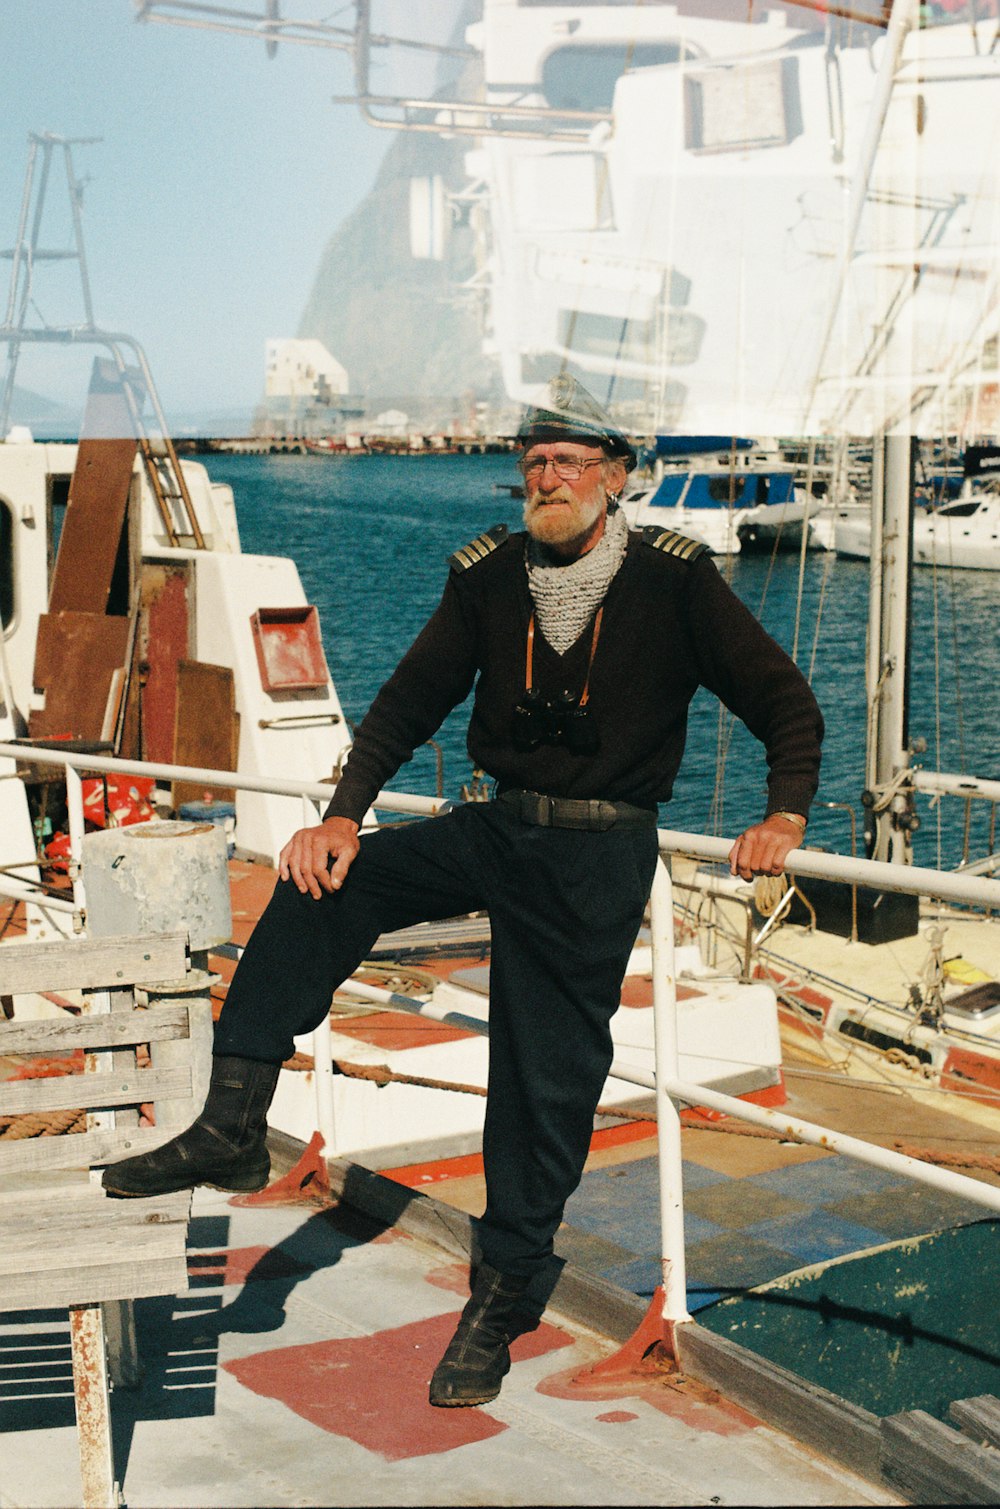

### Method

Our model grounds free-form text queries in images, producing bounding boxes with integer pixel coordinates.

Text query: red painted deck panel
[224,1311,573,1460]
[384,1117,660,1188]
[329,1009,474,1051]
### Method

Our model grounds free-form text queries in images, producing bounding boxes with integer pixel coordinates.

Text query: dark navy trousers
[216,802,658,1279]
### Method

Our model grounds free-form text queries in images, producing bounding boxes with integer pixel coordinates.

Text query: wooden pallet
[0,931,211,1508]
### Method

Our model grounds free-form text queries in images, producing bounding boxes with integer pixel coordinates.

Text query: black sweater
[324,528,824,826]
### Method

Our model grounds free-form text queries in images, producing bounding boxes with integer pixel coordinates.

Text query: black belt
[496,788,656,832]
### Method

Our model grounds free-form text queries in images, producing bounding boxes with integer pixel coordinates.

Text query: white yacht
[620,439,812,556]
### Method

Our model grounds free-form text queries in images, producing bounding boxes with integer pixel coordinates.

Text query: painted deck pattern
[3,865,998,1501]
[389,1068,999,1315]
[0,1183,896,1508]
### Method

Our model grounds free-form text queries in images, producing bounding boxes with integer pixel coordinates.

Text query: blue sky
[3,2,454,425]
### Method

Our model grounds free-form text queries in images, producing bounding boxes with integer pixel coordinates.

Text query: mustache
[525,487,577,510]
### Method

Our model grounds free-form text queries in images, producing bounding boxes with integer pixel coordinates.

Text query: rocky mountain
[297,10,500,416]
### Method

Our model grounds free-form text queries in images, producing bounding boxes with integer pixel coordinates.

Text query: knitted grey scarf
[525,505,629,654]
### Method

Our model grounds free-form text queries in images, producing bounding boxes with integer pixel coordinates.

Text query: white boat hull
[835,494,1000,571]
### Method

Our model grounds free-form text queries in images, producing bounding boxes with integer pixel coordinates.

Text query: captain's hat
[517,374,638,472]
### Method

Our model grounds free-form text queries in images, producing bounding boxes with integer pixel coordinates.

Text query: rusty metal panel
[140,565,190,763]
[68,1303,118,1509]
[28,611,130,741]
[48,442,136,615]
[171,660,238,807]
[116,606,144,760]
[47,358,140,617]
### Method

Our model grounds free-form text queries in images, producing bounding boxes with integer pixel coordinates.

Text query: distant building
[254,338,363,438]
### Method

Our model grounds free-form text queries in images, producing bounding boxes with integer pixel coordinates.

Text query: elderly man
[104,376,823,1408]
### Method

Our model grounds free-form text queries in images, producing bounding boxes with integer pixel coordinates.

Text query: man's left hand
[728,814,804,881]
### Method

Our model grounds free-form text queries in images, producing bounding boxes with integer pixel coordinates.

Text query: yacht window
[707,476,745,503]
[542,43,688,113]
[558,308,704,367]
[47,474,71,592]
[939,500,980,517]
[559,310,654,363]
[0,500,13,629]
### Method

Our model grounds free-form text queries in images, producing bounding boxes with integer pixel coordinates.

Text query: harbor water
[206,452,1000,871]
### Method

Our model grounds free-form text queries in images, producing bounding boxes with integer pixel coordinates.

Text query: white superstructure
[264,337,349,402]
[442,1,1000,441]
[0,435,353,872]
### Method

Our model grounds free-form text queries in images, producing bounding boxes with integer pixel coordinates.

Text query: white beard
[523,489,606,554]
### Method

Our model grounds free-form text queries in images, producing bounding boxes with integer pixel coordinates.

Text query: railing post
[66,762,87,931]
[649,856,691,1331]
[302,795,337,1156]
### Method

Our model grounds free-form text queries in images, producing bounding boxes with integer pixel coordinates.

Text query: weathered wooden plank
[3,1213,189,1253]
[0,1064,191,1118]
[949,1396,1000,1452]
[677,1320,882,1484]
[2,1252,189,1313]
[881,1410,1000,1504]
[2,1191,190,1240]
[48,426,137,617]
[0,1167,92,1200]
[0,1121,189,1176]
[0,1213,189,1273]
[0,1003,191,1055]
[0,933,187,995]
[149,1000,212,1130]
[172,660,237,806]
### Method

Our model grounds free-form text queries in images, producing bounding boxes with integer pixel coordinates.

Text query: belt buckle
[521,791,552,826]
[593,800,617,831]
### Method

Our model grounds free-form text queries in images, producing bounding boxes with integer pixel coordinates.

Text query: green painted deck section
[698,1218,1000,1421]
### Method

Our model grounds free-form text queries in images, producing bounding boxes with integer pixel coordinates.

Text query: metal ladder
[109,344,207,549]
[0,131,206,550]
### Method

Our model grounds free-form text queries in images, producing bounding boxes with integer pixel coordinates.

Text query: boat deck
[387,1041,1000,1306]
[0,1182,896,1509]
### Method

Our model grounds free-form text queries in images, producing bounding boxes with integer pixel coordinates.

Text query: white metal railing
[4,741,1000,1341]
[645,846,1000,1329]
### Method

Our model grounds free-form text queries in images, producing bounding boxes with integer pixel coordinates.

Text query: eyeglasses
[519,453,604,482]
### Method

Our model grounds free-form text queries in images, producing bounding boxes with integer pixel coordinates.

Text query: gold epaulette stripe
[642,526,709,562]
[450,525,508,571]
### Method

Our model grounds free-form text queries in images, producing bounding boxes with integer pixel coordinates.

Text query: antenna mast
[0,132,101,435]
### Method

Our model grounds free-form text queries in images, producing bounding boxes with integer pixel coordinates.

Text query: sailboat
[835,444,1000,570]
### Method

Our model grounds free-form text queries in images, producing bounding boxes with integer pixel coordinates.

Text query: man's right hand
[278,817,360,899]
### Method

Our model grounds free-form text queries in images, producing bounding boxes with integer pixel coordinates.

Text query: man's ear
[604,459,628,496]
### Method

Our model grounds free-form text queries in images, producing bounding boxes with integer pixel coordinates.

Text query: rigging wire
[806,546,834,685]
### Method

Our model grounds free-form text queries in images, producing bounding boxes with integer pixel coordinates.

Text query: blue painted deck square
[740,1208,887,1267]
[751,1157,907,1205]
[599,1257,661,1298]
[566,1164,723,1256]
[683,1232,801,1295]
[596,1259,725,1314]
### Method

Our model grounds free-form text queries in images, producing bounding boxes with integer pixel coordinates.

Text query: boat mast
[865,433,916,865]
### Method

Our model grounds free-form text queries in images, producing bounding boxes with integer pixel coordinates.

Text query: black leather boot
[429,1262,531,1407]
[101,1055,280,1197]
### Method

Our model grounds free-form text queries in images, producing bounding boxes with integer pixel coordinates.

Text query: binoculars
[511,688,600,755]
